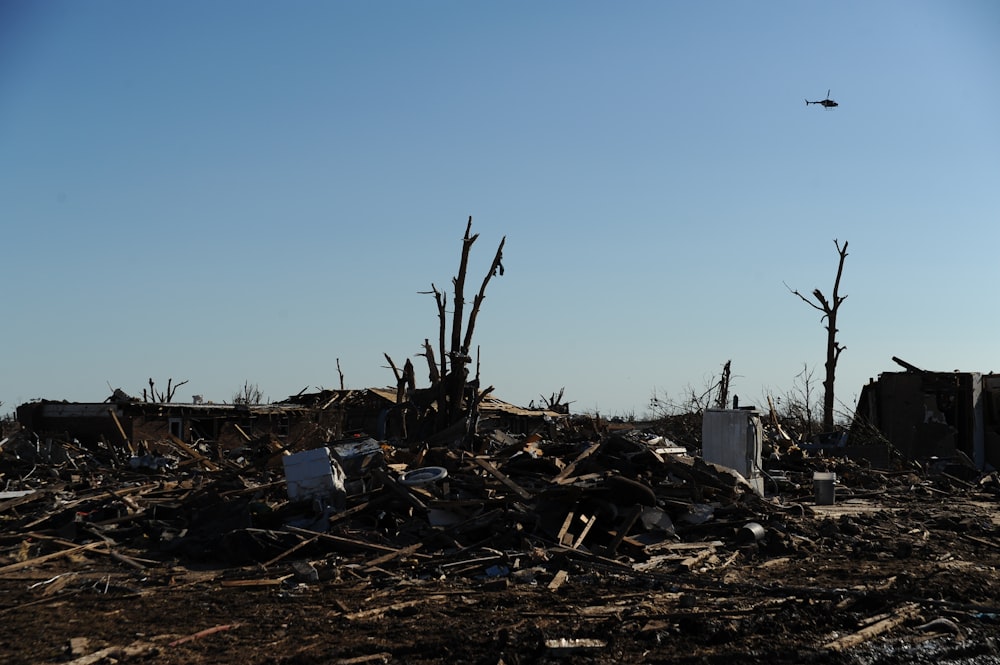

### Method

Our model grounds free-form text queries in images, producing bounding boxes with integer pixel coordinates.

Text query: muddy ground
[2,430,1000,664]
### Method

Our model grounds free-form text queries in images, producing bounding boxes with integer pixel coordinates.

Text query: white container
[702,409,764,496]
[282,446,346,503]
[813,472,836,505]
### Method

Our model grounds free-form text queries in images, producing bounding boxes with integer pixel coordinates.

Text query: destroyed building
[13,387,565,457]
[850,357,1000,470]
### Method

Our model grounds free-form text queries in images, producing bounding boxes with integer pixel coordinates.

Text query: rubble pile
[2,419,1000,664]
[0,425,773,571]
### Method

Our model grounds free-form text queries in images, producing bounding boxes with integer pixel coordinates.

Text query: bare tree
[788,239,849,431]
[648,360,733,417]
[232,381,264,405]
[714,360,732,409]
[538,387,573,414]
[385,217,505,443]
[776,362,820,438]
[146,377,189,403]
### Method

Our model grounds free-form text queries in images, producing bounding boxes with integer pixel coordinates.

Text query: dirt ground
[3,485,1000,664]
[3,426,1000,664]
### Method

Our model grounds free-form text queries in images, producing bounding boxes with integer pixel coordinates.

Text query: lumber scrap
[0,542,107,576]
[469,457,532,500]
[548,569,569,591]
[220,576,293,588]
[572,514,598,549]
[107,408,135,454]
[0,490,48,514]
[344,595,448,621]
[63,640,158,665]
[557,511,576,546]
[168,433,220,471]
[552,442,602,484]
[263,532,322,567]
[284,526,432,559]
[822,603,920,651]
[363,542,423,572]
[371,467,428,513]
[169,623,242,647]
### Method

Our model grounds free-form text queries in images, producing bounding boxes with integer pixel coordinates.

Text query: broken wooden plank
[363,542,423,572]
[0,490,48,514]
[334,654,392,665]
[680,548,719,571]
[548,569,569,591]
[104,487,140,513]
[107,408,135,454]
[555,473,604,486]
[167,433,219,471]
[343,595,448,621]
[557,511,576,546]
[25,533,159,568]
[107,550,149,571]
[470,457,532,500]
[572,514,598,549]
[822,603,920,651]
[168,623,241,647]
[63,640,157,665]
[371,467,428,512]
[263,533,322,567]
[0,542,106,576]
[284,526,432,559]
[219,576,293,588]
[644,540,725,553]
[552,442,602,484]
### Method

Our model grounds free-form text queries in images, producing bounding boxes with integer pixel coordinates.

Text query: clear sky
[3,1,999,420]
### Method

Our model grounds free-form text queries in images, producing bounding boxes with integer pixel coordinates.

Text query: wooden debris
[552,442,602,484]
[344,595,448,621]
[169,623,242,647]
[63,640,158,665]
[363,543,423,572]
[547,569,569,591]
[469,457,532,500]
[334,654,392,665]
[167,433,220,471]
[572,514,598,549]
[822,603,920,651]
[0,542,107,576]
[219,576,294,588]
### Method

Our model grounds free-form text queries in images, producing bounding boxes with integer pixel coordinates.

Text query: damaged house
[851,356,1000,470]
[14,387,565,459]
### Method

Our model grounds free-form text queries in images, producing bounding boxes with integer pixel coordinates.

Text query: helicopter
[806,90,838,108]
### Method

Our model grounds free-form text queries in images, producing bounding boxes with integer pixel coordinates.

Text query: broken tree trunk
[391,218,505,444]
[789,239,848,432]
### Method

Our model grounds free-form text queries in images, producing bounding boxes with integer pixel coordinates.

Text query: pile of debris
[4,414,1000,664]
[0,420,778,572]
[0,412,978,578]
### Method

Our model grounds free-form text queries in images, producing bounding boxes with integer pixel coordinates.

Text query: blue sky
[2,1,998,419]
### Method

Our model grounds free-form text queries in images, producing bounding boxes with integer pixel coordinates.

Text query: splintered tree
[788,239,849,432]
[232,381,264,405]
[145,377,189,403]
[384,217,505,444]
